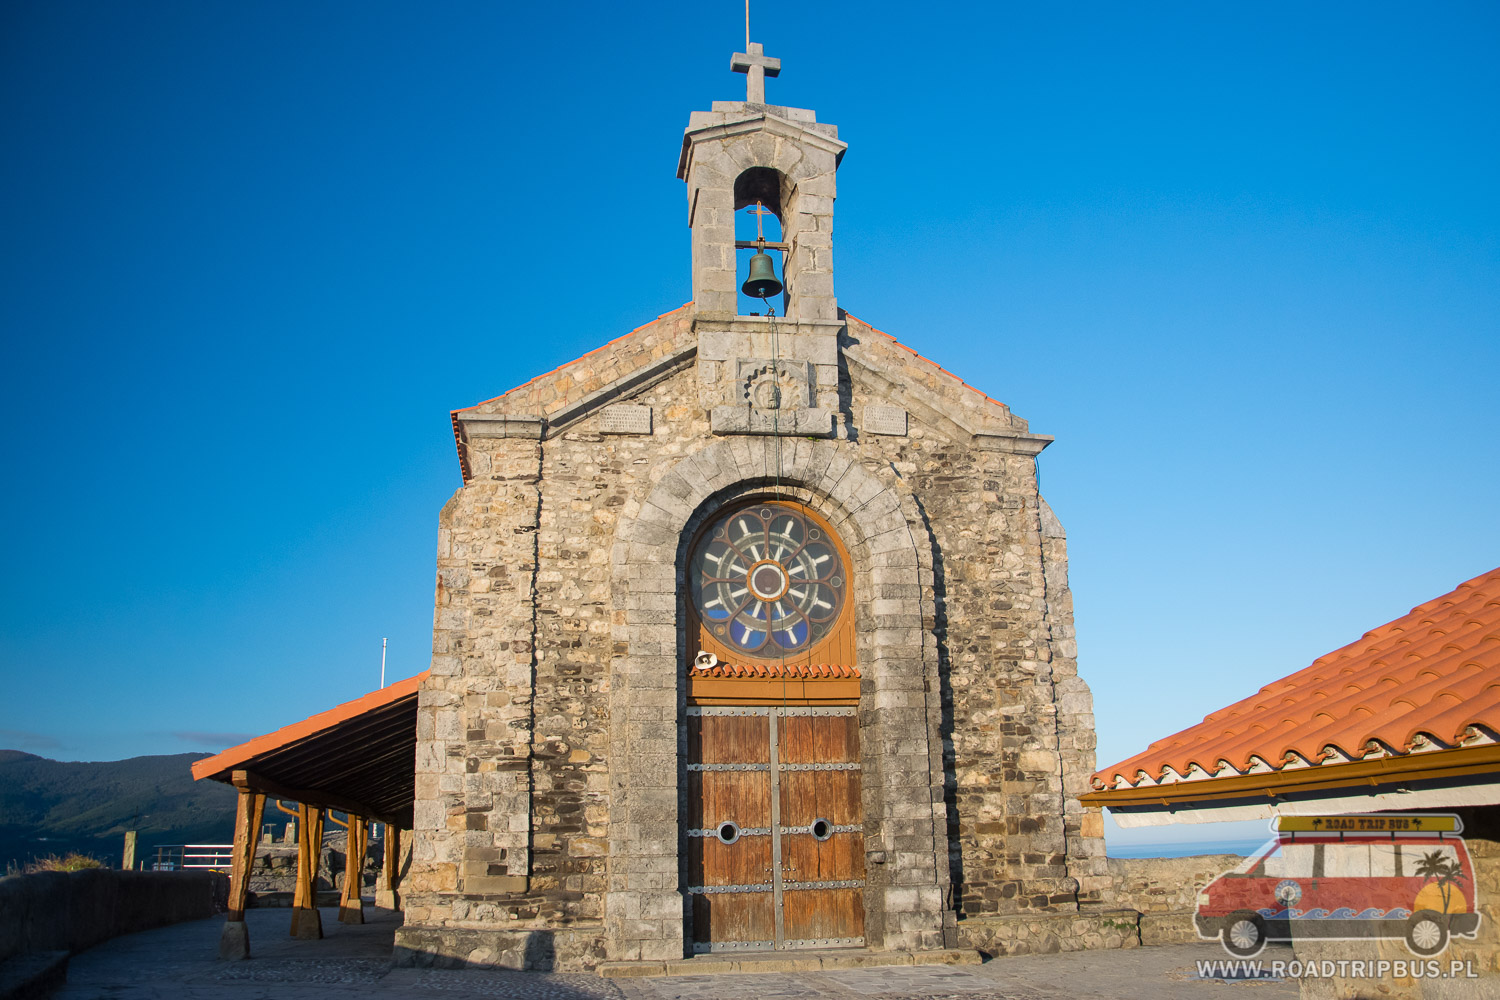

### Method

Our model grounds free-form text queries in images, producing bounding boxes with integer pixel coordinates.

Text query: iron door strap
[780,823,861,836]
[784,937,867,950]
[775,706,857,716]
[693,940,776,953]
[782,879,865,891]
[686,827,771,838]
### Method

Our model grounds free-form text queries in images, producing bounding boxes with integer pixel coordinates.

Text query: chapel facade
[394,40,1109,970]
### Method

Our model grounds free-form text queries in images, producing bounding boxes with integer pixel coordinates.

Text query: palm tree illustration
[1415,851,1466,913]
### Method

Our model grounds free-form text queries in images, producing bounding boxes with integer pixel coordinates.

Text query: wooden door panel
[782,887,865,945]
[777,713,858,763]
[777,771,861,825]
[692,891,776,949]
[781,830,865,883]
[776,709,864,945]
[691,714,772,763]
[692,772,772,832]
[686,710,776,952]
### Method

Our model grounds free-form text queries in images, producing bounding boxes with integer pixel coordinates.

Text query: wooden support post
[219,774,265,960]
[289,803,308,934]
[376,826,403,910]
[338,815,365,924]
[121,830,137,871]
[290,803,324,940]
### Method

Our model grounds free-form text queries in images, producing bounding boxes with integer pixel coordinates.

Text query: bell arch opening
[733,166,784,216]
[733,168,787,316]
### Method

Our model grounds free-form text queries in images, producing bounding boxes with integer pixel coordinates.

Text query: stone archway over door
[608,437,952,964]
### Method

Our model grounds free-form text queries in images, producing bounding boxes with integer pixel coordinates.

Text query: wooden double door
[685,705,865,953]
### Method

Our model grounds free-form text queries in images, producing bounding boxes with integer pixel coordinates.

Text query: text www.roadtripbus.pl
[1197,959,1481,981]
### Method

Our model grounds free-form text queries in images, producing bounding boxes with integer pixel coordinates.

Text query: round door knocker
[716,821,741,845]
[811,817,833,842]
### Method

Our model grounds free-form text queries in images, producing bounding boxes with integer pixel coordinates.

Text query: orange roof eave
[191,670,429,783]
[1082,743,1500,809]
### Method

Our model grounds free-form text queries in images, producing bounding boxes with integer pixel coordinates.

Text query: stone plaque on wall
[600,404,652,435]
[864,404,908,436]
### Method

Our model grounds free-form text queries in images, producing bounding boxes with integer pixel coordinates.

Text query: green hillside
[0,750,237,870]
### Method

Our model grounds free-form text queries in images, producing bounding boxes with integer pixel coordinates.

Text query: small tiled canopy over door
[684,501,864,953]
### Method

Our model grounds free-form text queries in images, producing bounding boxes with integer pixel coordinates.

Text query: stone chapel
[394,37,1110,970]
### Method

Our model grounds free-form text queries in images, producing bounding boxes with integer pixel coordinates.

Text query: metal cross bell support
[740,201,784,305]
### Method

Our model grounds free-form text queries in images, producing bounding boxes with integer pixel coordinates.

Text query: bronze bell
[742,251,783,299]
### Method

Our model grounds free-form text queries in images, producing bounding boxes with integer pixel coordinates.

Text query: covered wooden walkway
[191,672,426,959]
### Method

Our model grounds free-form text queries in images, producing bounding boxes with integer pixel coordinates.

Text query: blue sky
[2,2,1496,850]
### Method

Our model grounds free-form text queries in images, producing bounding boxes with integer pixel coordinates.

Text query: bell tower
[678,35,847,437]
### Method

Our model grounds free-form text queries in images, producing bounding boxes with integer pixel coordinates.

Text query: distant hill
[0,750,237,871]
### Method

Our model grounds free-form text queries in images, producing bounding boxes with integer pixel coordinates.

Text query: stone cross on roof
[731,41,780,105]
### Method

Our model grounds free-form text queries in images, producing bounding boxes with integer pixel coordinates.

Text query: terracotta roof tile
[695,663,860,679]
[1093,567,1500,790]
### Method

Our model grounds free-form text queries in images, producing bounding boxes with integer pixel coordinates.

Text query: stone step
[597,947,982,978]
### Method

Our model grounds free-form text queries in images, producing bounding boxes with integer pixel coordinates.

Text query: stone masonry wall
[841,317,1109,917]
[400,322,713,969]
[402,433,546,945]
[1109,854,1243,945]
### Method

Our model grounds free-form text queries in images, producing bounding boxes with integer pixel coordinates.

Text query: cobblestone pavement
[53,908,1299,1000]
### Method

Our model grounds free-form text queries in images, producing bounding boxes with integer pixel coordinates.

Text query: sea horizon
[1104,837,1271,860]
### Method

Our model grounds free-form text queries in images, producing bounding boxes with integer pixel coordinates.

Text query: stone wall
[842,318,1109,918]
[0,869,226,964]
[1109,854,1242,946]
[401,320,713,970]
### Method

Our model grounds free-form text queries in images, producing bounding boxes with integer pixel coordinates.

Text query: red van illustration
[1194,814,1481,958]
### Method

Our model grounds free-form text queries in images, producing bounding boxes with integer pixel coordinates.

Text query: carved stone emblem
[741,361,808,412]
[710,358,832,437]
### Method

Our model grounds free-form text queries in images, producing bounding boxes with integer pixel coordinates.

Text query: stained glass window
[691,503,846,658]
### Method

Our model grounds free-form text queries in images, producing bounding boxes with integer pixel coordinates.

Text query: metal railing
[145,844,234,871]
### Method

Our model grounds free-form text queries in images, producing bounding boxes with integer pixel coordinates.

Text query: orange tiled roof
[696,663,860,679]
[1092,567,1500,792]
[190,672,429,826]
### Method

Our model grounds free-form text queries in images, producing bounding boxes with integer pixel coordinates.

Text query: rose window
[691,504,846,657]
